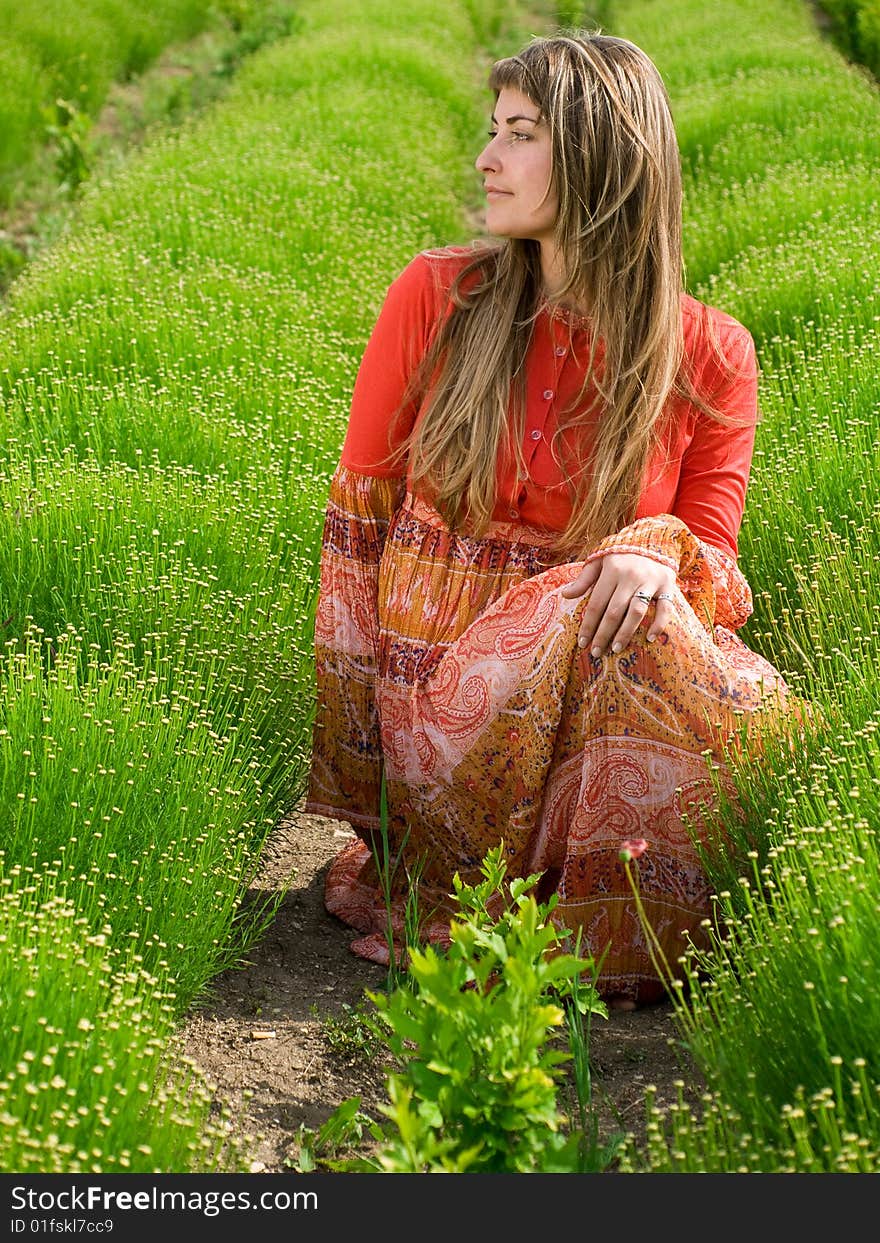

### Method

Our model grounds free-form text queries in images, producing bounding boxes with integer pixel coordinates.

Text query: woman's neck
[540,241,591,318]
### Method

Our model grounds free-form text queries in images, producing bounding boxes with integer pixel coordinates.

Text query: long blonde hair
[400,32,736,553]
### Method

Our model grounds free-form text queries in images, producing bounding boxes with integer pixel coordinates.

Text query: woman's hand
[559,552,677,657]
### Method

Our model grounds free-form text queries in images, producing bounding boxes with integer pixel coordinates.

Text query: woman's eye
[486,128,531,142]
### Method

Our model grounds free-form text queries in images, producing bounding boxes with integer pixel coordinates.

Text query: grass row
[0,0,519,1172]
[607,0,880,1172]
[0,0,231,206]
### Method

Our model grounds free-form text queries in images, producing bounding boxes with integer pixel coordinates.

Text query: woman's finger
[576,579,615,649]
[591,587,653,655]
[560,560,600,600]
[646,593,676,642]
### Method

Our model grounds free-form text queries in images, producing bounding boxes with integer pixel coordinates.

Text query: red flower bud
[619,838,648,863]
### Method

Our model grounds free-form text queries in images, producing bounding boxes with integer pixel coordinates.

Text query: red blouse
[339,246,758,560]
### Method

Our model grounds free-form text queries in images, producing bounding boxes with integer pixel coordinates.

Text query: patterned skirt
[306,469,796,1003]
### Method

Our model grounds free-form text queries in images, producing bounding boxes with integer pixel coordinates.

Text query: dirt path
[180,809,701,1173]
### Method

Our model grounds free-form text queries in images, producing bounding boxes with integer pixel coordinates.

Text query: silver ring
[633,591,653,604]
[655,592,675,601]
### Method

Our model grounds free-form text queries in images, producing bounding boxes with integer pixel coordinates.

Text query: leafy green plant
[316,1001,385,1060]
[338,844,610,1172]
[41,96,93,194]
[286,1098,383,1173]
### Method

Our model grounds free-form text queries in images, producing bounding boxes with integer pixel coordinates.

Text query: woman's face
[475,86,558,246]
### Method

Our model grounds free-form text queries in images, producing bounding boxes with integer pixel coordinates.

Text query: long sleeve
[305,466,405,830]
[671,317,758,561]
[587,316,759,632]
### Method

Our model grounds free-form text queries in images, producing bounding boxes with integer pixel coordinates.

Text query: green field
[1,0,878,1173]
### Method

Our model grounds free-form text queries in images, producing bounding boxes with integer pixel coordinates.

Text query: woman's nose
[475,139,498,173]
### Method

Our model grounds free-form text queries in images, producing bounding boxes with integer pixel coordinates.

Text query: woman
[305,32,794,1006]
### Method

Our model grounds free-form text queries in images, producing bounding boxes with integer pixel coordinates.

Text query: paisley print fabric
[305,466,795,1002]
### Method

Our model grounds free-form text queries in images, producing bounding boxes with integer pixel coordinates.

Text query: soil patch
[180,809,703,1173]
